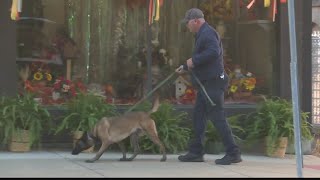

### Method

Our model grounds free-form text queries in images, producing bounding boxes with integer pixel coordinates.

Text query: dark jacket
[183,22,224,85]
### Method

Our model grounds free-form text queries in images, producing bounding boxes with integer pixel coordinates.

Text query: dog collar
[88,132,100,142]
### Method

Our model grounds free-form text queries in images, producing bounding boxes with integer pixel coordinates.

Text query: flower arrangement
[53,77,87,100]
[33,71,52,82]
[30,62,53,83]
[18,64,53,103]
[200,0,233,22]
[227,65,257,97]
[178,87,196,104]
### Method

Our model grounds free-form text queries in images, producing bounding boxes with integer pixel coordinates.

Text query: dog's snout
[71,150,80,155]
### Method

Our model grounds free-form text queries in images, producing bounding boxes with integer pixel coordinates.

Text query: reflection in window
[16,0,271,106]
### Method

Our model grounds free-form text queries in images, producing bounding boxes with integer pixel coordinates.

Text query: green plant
[205,114,246,143]
[137,102,192,154]
[0,96,8,143]
[1,93,51,147]
[205,123,221,143]
[55,93,118,134]
[130,101,152,112]
[244,96,313,155]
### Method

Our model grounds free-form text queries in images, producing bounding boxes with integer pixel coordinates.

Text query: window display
[16,0,273,106]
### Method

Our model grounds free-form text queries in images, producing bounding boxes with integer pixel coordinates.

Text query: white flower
[159,49,166,54]
[246,72,253,77]
[62,84,70,92]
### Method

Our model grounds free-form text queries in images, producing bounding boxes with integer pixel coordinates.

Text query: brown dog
[71,95,166,163]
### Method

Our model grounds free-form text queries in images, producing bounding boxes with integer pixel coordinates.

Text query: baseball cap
[180,8,204,24]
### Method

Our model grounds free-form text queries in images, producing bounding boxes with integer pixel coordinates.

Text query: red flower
[52,76,87,99]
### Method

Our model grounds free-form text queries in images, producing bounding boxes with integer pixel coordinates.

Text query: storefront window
[16,0,274,106]
[312,0,320,124]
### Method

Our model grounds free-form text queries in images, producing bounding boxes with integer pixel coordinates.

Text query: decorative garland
[242,0,287,22]
[10,0,22,21]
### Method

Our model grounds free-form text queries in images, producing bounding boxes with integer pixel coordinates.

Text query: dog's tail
[148,93,160,114]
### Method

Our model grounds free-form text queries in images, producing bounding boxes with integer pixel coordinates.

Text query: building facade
[0,0,315,126]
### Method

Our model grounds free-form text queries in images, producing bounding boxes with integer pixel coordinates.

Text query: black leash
[125,72,177,113]
[125,68,216,113]
[190,71,216,106]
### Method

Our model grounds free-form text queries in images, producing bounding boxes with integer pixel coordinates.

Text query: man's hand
[186,58,194,69]
[175,65,187,75]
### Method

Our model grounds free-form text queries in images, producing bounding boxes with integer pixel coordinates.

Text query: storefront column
[0,0,18,97]
[296,0,312,120]
[278,1,312,121]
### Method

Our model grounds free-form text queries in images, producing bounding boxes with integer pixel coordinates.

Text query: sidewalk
[0,151,319,178]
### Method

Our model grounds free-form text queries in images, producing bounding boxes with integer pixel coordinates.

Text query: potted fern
[205,123,223,154]
[0,97,7,149]
[244,96,313,158]
[1,93,51,152]
[128,101,191,154]
[205,114,245,154]
[55,93,118,152]
[285,113,313,154]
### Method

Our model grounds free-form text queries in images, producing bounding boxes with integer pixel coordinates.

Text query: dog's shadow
[74,154,171,164]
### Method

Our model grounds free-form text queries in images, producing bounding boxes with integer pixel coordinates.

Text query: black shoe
[215,153,242,165]
[178,152,204,162]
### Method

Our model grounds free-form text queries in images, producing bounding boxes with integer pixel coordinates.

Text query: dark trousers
[188,77,240,155]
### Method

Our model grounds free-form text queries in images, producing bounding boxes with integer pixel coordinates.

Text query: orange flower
[246,78,256,85]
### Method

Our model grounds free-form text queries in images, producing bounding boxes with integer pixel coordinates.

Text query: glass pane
[16,0,273,106]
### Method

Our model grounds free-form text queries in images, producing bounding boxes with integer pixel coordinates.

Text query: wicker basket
[73,131,94,153]
[9,129,31,152]
[265,137,288,158]
[312,138,320,157]
[8,142,31,152]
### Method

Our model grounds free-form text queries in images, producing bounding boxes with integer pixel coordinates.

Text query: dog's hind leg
[126,130,142,161]
[144,121,167,162]
[86,142,111,163]
[117,141,128,161]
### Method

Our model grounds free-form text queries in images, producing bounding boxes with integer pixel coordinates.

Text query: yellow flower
[246,85,255,91]
[239,79,245,85]
[230,85,238,93]
[33,72,43,81]
[243,78,256,91]
[45,73,52,81]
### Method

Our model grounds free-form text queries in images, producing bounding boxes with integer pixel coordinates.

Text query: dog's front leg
[86,142,110,163]
[117,142,128,161]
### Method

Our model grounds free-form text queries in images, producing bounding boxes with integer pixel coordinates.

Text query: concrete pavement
[0,151,319,178]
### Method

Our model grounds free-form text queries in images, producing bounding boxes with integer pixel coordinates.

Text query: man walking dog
[176,8,242,165]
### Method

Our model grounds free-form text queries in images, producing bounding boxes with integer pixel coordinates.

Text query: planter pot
[73,131,94,153]
[205,141,224,154]
[8,129,31,152]
[265,137,288,158]
[313,138,320,156]
[233,91,252,100]
[286,138,313,155]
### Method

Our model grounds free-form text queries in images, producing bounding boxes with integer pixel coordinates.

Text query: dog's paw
[119,158,132,161]
[160,157,167,162]
[85,159,95,163]
[119,158,128,161]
